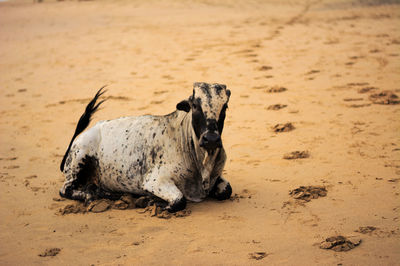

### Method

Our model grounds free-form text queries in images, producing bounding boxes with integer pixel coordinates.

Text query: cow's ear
[176,99,191,112]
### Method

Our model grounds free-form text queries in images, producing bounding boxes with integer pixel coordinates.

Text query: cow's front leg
[209,176,232,200]
[143,176,186,213]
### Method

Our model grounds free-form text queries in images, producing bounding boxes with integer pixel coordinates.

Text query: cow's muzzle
[199,131,222,151]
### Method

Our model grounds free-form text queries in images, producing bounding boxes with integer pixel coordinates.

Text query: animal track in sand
[0,157,17,161]
[252,85,287,93]
[248,252,268,260]
[355,226,377,234]
[358,86,378,93]
[283,151,310,160]
[348,82,369,87]
[305,70,320,75]
[347,103,371,108]
[369,90,400,105]
[230,189,253,202]
[289,186,327,202]
[355,226,399,237]
[272,123,295,133]
[267,86,287,93]
[38,248,61,257]
[3,165,19,169]
[232,49,254,54]
[266,104,287,110]
[343,98,363,102]
[258,65,273,71]
[319,236,361,252]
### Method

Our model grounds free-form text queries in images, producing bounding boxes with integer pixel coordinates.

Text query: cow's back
[94,112,185,193]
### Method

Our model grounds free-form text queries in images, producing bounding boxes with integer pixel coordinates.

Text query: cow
[59,82,232,212]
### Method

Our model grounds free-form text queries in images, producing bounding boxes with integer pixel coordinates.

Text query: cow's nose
[200,133,222,149]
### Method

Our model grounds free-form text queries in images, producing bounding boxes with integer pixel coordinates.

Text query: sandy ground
[1,0,400,265]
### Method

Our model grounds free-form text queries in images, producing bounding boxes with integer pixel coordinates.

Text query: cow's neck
[178,110,218,192]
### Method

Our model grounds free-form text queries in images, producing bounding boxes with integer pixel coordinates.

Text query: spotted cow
[59,82,232,212]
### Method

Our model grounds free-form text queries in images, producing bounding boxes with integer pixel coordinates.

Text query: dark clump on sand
[267,104,287,110]
[39,248,61,257]
[283,150,310,159]
[289,186,327,201]
[272,123,295,132]
[248,252,268,260]
[267,86,287,93]
[369,90,400,105]
[320,236,361,252]
[358,86,378,93]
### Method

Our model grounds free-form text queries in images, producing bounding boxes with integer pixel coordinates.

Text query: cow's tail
[60,87,107,172]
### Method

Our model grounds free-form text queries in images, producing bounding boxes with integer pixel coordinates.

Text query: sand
[0,0,399,264]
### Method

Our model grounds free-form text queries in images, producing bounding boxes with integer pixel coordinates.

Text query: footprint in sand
[289,186,327,202]
[252,86,287,93]
[258,65,273,71]
[230,189,253,202]
[355,226,399,237]
[266,104,287,110]
[319,236,361,252]
[248,252,268,260]
[0,157,17,161]
[305,70,320,75]
[3,165,19,169]
[266,86,287,93]
[38,248,61,257]
[348,82,369,87]
[283,151,310,160]
[369,90,400,105]
[355,226,377,234]
[343,97,364,102]
[233,49,254,54]
[369,49,380,53]
[272,123,295,133]
[347,103,371,108]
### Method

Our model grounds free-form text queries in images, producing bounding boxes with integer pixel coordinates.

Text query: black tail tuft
[60,87,107,172]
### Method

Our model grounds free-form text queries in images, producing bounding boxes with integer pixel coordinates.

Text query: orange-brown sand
[1,0,399,264]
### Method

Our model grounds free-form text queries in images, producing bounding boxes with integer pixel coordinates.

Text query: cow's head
[177,82,231,152]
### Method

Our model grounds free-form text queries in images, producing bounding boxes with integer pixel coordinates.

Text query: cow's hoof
[167,197,186,213]
[210,182,232,201]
